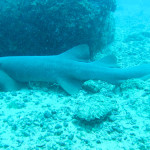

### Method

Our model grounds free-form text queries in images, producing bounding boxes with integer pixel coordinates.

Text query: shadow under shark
[0,44,150,94]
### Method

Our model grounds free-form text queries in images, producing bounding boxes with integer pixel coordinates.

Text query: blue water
[0,0,150,149]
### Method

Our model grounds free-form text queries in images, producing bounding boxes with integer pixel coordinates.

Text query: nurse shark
[0,44,149,94]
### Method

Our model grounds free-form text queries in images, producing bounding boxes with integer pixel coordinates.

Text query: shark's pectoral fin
[0,70,25,91]
[57,77,83,95]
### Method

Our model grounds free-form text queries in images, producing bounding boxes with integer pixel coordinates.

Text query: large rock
[0,0,116,57]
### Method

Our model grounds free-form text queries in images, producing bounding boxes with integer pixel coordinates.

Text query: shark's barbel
[0,45,150,94]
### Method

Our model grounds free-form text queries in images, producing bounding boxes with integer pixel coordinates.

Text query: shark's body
[0,45,150,94]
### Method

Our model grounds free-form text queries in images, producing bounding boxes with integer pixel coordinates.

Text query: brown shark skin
[0,45,150,94]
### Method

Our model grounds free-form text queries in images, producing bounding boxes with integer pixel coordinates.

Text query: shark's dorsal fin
[94,55,119,68]
[59,44,90,62]
[99,55,117,64]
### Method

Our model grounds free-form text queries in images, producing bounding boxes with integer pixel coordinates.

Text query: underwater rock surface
[0,0,116,57]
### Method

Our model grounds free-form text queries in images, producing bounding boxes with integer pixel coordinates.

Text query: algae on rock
[0,0,116,58]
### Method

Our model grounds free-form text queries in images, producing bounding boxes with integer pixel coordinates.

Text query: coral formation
[0,0,116,57]
[73,94,117,124]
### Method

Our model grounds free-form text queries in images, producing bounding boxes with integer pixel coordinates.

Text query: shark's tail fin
[92,55,150,85]
[123,64,150,80]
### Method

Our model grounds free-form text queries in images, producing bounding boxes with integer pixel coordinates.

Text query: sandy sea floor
[0,6,150,150]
